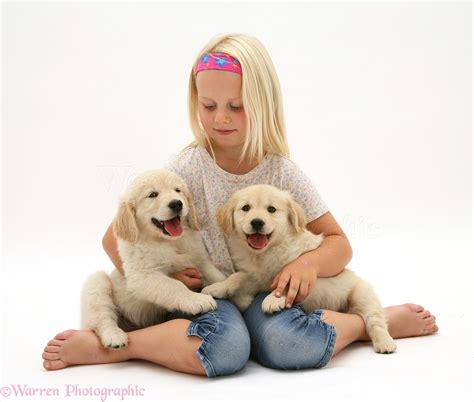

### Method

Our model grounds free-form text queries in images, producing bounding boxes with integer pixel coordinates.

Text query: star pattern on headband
[195,52,242,75]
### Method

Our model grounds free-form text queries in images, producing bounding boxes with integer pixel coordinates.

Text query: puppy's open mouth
[246,233,272,249]
[151,216,183,237]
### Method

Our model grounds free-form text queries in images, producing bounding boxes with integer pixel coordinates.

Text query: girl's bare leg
[42,319,206,376]
[43,304,438,371]
[322,303,438,356]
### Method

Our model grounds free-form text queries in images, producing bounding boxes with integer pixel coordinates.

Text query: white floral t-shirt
[163,146,329,277]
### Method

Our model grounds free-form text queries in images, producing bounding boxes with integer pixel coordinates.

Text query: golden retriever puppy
[202,184,396,354]
[81,170,226,349]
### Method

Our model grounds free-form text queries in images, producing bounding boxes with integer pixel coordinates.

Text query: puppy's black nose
[168,200,183,212]
[251,218,265,231]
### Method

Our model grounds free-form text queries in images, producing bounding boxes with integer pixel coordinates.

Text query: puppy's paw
[231,294,254,312]
[99,327,129,349]
[201,282,231,299]
[261,293,286,314]
[179,293,217,315]
[372,335,397,354]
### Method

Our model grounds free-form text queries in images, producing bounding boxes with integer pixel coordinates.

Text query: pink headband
[195,52,242,75]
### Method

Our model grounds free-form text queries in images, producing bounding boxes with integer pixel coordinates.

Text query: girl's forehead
[195,70,242,97]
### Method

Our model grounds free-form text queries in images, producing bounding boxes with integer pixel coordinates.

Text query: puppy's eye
[242,204,251,212]
[175,188,181,193]
[267,206,277,213]
[148,191,158,198]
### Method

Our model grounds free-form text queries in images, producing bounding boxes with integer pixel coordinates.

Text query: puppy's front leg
[230,292,256,312]
[201,272,249,299]
[192,244,227,286]
[261,289,287,314]
[126,271,217,315]
[198,260,227,287]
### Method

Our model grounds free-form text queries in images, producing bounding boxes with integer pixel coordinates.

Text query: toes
[42,352,60,360]
[43,359,67,371]
[47,339,63,347]
[55,329,76,340]
[405,303,424,313]
[420,310,431,318]
[44,346,60,353]
[424,316,436,325]
[423,324,439,335]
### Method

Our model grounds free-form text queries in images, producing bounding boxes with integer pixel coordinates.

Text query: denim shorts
[166,292,337,377]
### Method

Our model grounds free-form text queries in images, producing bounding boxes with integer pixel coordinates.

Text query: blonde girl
[42,33,438,377]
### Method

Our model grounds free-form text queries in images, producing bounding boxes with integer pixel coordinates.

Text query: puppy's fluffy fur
[202,184,396,354]
[81,170,226,349]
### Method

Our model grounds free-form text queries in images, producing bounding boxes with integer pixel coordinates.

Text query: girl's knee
[247,306,337,370]
[187,300,251,377]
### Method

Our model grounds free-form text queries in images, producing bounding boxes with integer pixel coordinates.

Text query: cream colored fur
[81,170,226,349]
[202,184,396,354]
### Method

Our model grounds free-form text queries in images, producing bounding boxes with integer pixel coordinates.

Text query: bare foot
[42,329,131,370]
[384,303,438,339]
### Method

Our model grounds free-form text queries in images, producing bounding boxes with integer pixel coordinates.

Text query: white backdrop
[1,2,472,401]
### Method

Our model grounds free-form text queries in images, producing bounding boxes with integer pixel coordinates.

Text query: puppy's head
[216,184,307,253]
[113,170,199,243]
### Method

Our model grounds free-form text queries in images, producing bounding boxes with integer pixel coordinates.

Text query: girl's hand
[170,267,202,291]
[270,256,319,308]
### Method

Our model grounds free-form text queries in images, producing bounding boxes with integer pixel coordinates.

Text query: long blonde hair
[185,33,290,165]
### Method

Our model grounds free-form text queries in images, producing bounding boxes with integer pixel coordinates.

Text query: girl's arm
[102,222,125,275]
[301,211,353,277]
[102,222,203,290]
[271,211,353,307]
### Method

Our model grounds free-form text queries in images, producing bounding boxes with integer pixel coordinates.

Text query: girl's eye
[148,191,158,198]
[267,206,277,213]
[242,204,251,212]
[175,188,181,193]
[203,105,242,111]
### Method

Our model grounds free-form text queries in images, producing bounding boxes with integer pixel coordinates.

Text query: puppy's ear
[182,186,200,230]
[287,197,307,233]
[216,196,236,236]
[113,200,139,243]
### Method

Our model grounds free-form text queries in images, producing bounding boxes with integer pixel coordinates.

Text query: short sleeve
[162,148,195,189]
[279,158,329,222]
[162,152,185,178]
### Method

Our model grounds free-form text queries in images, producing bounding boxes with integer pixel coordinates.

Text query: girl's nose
[215,111,231,125]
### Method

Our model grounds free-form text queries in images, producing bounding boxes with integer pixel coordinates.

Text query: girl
[42,33,438,377]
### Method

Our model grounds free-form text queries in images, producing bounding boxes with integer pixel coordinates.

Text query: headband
[195,52,242,75]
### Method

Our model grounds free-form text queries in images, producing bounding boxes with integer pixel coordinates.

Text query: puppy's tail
[80,271,118,330]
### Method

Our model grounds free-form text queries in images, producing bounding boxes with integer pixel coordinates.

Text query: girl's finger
[308,277,317,294]
[285,279,301,308]
[186,277,202,290]
[271,273,281,289]
[295,282,310,303]
[184,268,202,278]
[275,272,291,297]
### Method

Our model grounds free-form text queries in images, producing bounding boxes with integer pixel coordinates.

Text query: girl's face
[195,70,247,152]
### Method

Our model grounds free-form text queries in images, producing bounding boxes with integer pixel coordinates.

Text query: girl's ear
[113,200,139,243]
[183,185,200,230]
[216,196,237,236]
[287,197,307,233]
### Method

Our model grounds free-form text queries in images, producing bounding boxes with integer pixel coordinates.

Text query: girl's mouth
[215,129,235,135]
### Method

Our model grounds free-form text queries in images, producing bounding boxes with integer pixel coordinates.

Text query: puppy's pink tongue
[164,217,183,237]
[247,233,268,249]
